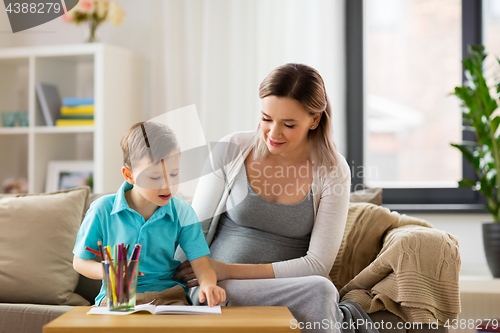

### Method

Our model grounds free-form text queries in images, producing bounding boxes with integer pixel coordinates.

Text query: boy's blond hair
[120,121,179,170]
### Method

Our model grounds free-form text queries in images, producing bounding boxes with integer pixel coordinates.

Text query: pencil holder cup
[102,259,140,311]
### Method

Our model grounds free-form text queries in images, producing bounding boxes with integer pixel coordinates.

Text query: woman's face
[260,96,320,158]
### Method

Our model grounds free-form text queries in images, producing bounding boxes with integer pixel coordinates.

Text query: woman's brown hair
[255,63,338,173]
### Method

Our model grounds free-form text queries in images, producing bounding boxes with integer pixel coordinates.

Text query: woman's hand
[174,258,228,287]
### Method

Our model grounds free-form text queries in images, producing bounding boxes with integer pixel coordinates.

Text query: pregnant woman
[174,63,351,333]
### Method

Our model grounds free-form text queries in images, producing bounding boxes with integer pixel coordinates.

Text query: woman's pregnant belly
[208,213,310,264]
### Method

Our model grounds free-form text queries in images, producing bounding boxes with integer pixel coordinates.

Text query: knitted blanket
[329,203,461,324]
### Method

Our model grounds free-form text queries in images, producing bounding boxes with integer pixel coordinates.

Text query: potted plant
[450,44,500,277]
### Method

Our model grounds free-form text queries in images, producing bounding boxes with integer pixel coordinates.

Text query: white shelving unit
[0,43,144,193]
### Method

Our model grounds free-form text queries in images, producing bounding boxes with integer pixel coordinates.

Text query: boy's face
[125,150,180,207]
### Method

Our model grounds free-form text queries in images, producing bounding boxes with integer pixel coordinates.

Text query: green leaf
[450,143,481,170]
[479,174,495,200]
[469,44,485,56]
[491,115,500,134]
[463,58,474,73]
[458,179,477,188]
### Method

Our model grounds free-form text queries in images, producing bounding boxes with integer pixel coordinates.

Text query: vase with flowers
[63,0,125,43]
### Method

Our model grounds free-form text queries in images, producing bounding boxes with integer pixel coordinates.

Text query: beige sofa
[0,187,459,333]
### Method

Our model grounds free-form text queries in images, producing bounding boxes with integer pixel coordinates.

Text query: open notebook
[87,303,222,315]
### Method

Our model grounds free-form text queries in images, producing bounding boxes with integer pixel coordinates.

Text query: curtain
[149,0,346,154]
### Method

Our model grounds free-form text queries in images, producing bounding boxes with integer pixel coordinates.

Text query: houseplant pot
[451,45,500,277]
[483,223,500,277]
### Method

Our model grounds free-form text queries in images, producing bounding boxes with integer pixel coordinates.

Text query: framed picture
[46,161,93,193]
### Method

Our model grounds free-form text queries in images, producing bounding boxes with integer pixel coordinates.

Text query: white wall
[153,0,346,151]
[411,213,493,276]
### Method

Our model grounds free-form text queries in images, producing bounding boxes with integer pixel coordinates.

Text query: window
[366,0,462,188]
[484,0,500,56]
[346,0,487,211]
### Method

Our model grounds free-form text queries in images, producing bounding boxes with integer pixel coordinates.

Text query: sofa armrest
[340,225,461,325]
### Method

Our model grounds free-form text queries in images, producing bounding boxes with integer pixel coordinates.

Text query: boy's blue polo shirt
[73,181,210,306]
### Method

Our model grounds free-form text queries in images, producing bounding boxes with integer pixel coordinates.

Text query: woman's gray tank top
[208,162,314,264]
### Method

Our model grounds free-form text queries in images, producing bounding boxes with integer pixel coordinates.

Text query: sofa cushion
[349,187,382,206]
[0,187,90,306]
[85,192,109,213]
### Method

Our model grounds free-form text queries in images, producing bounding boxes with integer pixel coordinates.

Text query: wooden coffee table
[43,306,296,333]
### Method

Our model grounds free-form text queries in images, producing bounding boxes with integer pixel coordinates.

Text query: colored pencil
[103,262,113,307]
[104,246,117,304]
[128,244,142,286]
[109,260,118,305]
[97,241,105,259]
[116,245,122,303]
[123,245,129,302]
[85,247,101,257]
[104,247,117,277]
[114,245,118,269]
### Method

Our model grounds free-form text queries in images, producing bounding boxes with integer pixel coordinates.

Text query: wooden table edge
[43,305,297,333]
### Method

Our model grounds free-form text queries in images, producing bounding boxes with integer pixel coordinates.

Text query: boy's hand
[198,284,226,307]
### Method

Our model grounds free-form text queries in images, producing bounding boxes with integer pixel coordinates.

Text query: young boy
[73,121,225,307]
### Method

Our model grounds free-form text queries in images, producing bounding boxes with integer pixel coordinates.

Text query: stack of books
[56,98,94,126]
